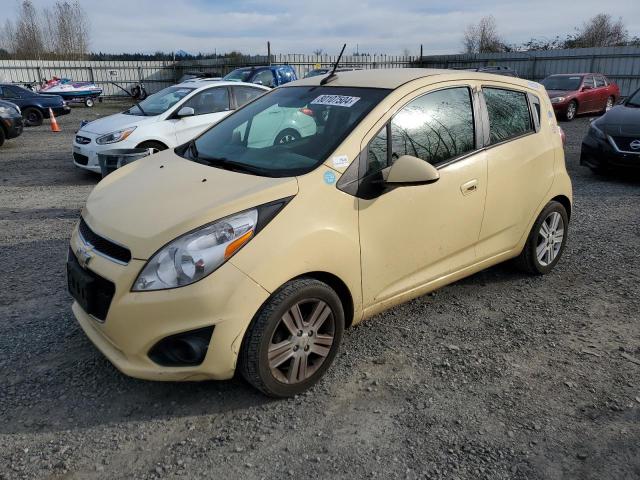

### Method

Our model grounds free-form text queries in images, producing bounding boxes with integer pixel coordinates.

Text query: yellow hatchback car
[67,69,572,397]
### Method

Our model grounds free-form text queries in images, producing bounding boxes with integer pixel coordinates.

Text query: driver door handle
[461,179,478,196]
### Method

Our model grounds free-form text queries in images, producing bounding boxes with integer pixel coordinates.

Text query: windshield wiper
[197,155,267,176]
[188,139,199,159]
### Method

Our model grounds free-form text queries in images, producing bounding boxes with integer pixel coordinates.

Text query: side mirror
[386,155,440,185]
[176,106,195,118]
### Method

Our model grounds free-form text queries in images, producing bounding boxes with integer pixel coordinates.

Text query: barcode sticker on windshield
[311,95,360,107]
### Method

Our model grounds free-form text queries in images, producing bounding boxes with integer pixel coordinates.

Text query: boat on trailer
[39,77,102,107]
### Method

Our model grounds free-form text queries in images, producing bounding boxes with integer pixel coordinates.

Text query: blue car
[223,65,297,88]
[0,83,70,126]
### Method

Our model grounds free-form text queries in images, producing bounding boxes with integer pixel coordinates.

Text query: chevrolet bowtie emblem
[76,245,93,269]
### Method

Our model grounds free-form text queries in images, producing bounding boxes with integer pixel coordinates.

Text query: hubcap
[536,212,564,266]
[567,103,576,119]
[278,134,297,144]
[268,299,335,384]
[606,98,613,111]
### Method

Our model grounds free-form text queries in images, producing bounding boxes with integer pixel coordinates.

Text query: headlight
[551,97,565,104]
[0,105,19,116]
[589,122,606,140]
[96,127,136,145]
[133,209,259,291]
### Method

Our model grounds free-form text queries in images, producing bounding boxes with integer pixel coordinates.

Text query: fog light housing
[148,326,214,367]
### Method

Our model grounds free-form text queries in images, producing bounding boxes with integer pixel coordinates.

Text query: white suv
[72,80,269,173]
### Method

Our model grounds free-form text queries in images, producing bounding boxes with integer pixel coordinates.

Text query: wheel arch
[291,271,355,329]
[135,139,169,150]
[551,194,571,219]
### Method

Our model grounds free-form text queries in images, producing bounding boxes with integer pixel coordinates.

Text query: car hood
[81,150,298,259]
[546,90,575,98]
[596,105,640,135]
[80,112,157,135]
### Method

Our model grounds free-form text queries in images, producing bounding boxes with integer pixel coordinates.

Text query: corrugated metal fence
[417,46,640,96]
[1,46,639,97]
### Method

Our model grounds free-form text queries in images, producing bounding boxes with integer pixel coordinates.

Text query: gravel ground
[1,102,639,480]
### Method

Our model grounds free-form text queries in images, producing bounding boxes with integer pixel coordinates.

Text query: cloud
[2,0,639,54]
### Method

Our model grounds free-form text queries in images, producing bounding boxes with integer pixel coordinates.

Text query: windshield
[180,86,390,177]
[305,69,329,78]
[223,69,253,82]
[124,86,195,116]
[626,89,640,107]
[542,76,583,91]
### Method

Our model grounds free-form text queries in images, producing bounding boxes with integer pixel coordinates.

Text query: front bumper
[68,226,270,381]
[2,115,23,139]
[72,135,139,173]
[580,133,640,170]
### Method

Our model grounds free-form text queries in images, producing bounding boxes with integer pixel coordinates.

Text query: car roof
[286,68,537,90]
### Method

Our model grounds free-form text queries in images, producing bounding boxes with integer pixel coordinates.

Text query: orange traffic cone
[48,108,61,132]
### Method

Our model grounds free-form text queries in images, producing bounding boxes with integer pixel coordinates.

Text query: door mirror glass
[386,155,439,185]
[176,106,195,118]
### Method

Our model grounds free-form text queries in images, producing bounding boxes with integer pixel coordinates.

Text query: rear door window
[233,86,265,108]
[594,75,606,88]
[483,87,533,144]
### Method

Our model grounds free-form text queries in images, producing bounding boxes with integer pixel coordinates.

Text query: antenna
[320,43,346,85]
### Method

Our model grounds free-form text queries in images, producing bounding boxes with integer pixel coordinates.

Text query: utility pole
[267,41,271,65]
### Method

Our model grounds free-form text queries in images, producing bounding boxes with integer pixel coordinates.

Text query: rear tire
[23,107,43,127]
[515,201,569,275]
[136,141,167,154]
[239,278,345,397]
[84,98,95,108]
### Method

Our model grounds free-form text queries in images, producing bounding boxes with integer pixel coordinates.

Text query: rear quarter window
[483,87,533,144]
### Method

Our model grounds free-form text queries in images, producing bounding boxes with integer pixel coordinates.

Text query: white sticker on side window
[311,95,360,107]
[332,155,349,168]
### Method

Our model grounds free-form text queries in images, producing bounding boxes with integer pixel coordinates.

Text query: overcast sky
[2,0,639,55]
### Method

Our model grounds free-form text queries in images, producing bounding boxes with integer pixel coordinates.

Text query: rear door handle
[461,179,478,196]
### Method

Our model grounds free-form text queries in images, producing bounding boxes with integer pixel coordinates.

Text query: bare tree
[566,13,627,48]
[313,49,323,56]
[12,0,45,59]
[463,16,504,53]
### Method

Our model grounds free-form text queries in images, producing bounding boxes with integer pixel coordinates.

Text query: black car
[581,87,640,173]
[0,99,23,147]
[0,83,70,126]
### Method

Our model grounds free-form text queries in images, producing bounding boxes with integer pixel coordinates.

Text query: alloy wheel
[278,134,298,144]
[536,211,564,266]
[566,102,576,120]
[268,299,335,384]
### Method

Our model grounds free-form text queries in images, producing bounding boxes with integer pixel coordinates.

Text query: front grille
[79,218,132,264]
[610,136,640,153]
[75,135,91,144]
[73,152,89,165]
[67,248,115,321]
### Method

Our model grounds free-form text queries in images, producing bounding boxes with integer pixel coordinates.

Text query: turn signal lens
[224,230,254,259]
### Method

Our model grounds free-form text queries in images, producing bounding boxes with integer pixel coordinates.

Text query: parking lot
[0,102,639,479]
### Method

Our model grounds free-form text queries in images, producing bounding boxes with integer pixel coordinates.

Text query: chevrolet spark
[68,69,572,397]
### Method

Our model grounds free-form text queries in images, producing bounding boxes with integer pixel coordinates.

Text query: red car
[541,73,620,121]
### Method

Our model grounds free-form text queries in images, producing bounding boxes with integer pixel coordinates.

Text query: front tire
[274,129,301,145]
[515,201,569,275]
[564,101,577,121]
[23,107,43,127]
[239,278,344,397]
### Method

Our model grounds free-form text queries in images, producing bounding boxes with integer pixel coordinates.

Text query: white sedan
[72,80,269,173]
